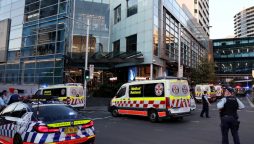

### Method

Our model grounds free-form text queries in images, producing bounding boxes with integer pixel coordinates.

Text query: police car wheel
[148,110,158,123]
[111,108,119,117]
[13,134,23,144]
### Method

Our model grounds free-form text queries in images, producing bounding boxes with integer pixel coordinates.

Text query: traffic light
[85,70,90,80]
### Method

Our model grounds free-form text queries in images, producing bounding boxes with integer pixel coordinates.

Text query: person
[0,92,6,110]
[200,91,211,118]
[2,90,10,105]
[217,88,245,144]
[8,89,20,105]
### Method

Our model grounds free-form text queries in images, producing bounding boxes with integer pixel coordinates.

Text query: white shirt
[217,97,245,110]
[0,97,5,106]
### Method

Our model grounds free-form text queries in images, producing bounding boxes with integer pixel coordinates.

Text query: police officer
[200,91,211,118]
[217,88,245,144]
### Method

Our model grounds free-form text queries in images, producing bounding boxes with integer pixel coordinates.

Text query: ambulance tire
[148,109,158,123]
[111,107,119,117]
[13,134,23,144]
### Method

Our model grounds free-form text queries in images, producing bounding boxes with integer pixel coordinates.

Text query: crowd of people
[0,89,21,110]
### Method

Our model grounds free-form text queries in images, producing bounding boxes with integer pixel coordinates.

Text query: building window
[194,0,197,4]
[126,34,137,53]
[114,5,121,24]
[127,0,138,17]
[194,9,197,13]
[113,40,120,53]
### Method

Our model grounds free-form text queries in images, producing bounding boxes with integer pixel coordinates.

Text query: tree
[191,58,216,84]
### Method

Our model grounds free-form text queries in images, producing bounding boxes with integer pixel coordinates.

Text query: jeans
[221,116,240,144]
[200,105,209,117]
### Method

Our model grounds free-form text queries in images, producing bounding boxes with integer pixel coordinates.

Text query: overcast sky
[210,0,254,39]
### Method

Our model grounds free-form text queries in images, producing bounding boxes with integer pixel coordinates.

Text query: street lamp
[177,24,211,78]
[64,16,90,108]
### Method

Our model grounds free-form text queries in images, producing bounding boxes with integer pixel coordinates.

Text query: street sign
[89,65,94,79]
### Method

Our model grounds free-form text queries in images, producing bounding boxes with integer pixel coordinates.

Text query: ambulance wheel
[148,110,158,123]
[13,134,23,144]
[111,108,119,117]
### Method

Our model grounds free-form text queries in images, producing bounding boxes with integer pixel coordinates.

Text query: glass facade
[158,0,208,69]
[213,37,254,75]
[0,0,110,85]
[110,0,208,80]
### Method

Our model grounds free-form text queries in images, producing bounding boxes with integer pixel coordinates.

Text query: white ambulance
[108,77,191,122]
[34,83,85,108]
[214,85,223,99]
[195,84,216,102]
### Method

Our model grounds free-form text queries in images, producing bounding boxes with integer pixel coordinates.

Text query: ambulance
[34,83,85,108]
[214,85,223,99]
[108,77,191,122]
[195,84,216,102]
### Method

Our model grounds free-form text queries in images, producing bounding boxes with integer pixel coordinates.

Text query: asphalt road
[80,97,254,144]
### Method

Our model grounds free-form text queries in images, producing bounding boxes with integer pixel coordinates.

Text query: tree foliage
[191,58,216,84]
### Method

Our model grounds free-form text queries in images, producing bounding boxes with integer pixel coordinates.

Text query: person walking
[200,91,211,118]
[217,88,245,144]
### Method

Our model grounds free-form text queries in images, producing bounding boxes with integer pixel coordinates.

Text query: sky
[210,0,254,39]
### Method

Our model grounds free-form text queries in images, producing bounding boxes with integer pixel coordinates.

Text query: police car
[0,100,95,144]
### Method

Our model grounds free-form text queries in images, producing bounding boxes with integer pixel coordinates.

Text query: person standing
[217,88,245,144]
[8,89,20,105]
[2,90,10,105]
[0,92,6,110]
[200,91,211,118]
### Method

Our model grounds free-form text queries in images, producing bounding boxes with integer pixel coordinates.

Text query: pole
[178,24,181,78]
[84,19,90,108]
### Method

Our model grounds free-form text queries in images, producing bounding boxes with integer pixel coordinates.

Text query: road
[80,97,254,144]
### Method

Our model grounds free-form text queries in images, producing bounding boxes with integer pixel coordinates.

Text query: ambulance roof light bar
[155,76,187,80]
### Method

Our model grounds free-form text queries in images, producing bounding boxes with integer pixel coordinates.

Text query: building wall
[110,0,209,79]
[176,0,210,37]
[234,6,254,38]
[0,0,110,85]
[213,37,254,81]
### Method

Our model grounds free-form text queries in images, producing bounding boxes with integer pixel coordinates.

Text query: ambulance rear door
[67,86,84,107]
[168,80,191,114]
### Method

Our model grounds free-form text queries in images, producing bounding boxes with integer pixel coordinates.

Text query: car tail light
[33,125,59,133]
[82,121,94,129]
[166,97,170,109]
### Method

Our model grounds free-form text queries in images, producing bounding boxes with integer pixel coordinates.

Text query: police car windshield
[32,104,80,123]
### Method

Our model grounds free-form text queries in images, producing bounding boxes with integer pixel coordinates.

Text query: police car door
[0,103,31,141]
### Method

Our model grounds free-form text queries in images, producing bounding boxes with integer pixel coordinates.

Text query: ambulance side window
[144,83,164,97]
[129,85,143,97]
[116,87,126,98]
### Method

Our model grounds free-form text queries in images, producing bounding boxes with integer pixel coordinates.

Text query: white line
[93,116,112,121]
[246,110,254,113]
[246,97,254,108]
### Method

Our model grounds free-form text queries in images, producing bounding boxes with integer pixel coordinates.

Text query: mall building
[109,0,209,82]
[0,0,209,88]
[213,37,254,85]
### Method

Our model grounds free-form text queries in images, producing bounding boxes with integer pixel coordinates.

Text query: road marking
[191,121,200,123]
[93,116,112,120]
[246,97,254,108]
[246,110,254,112]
